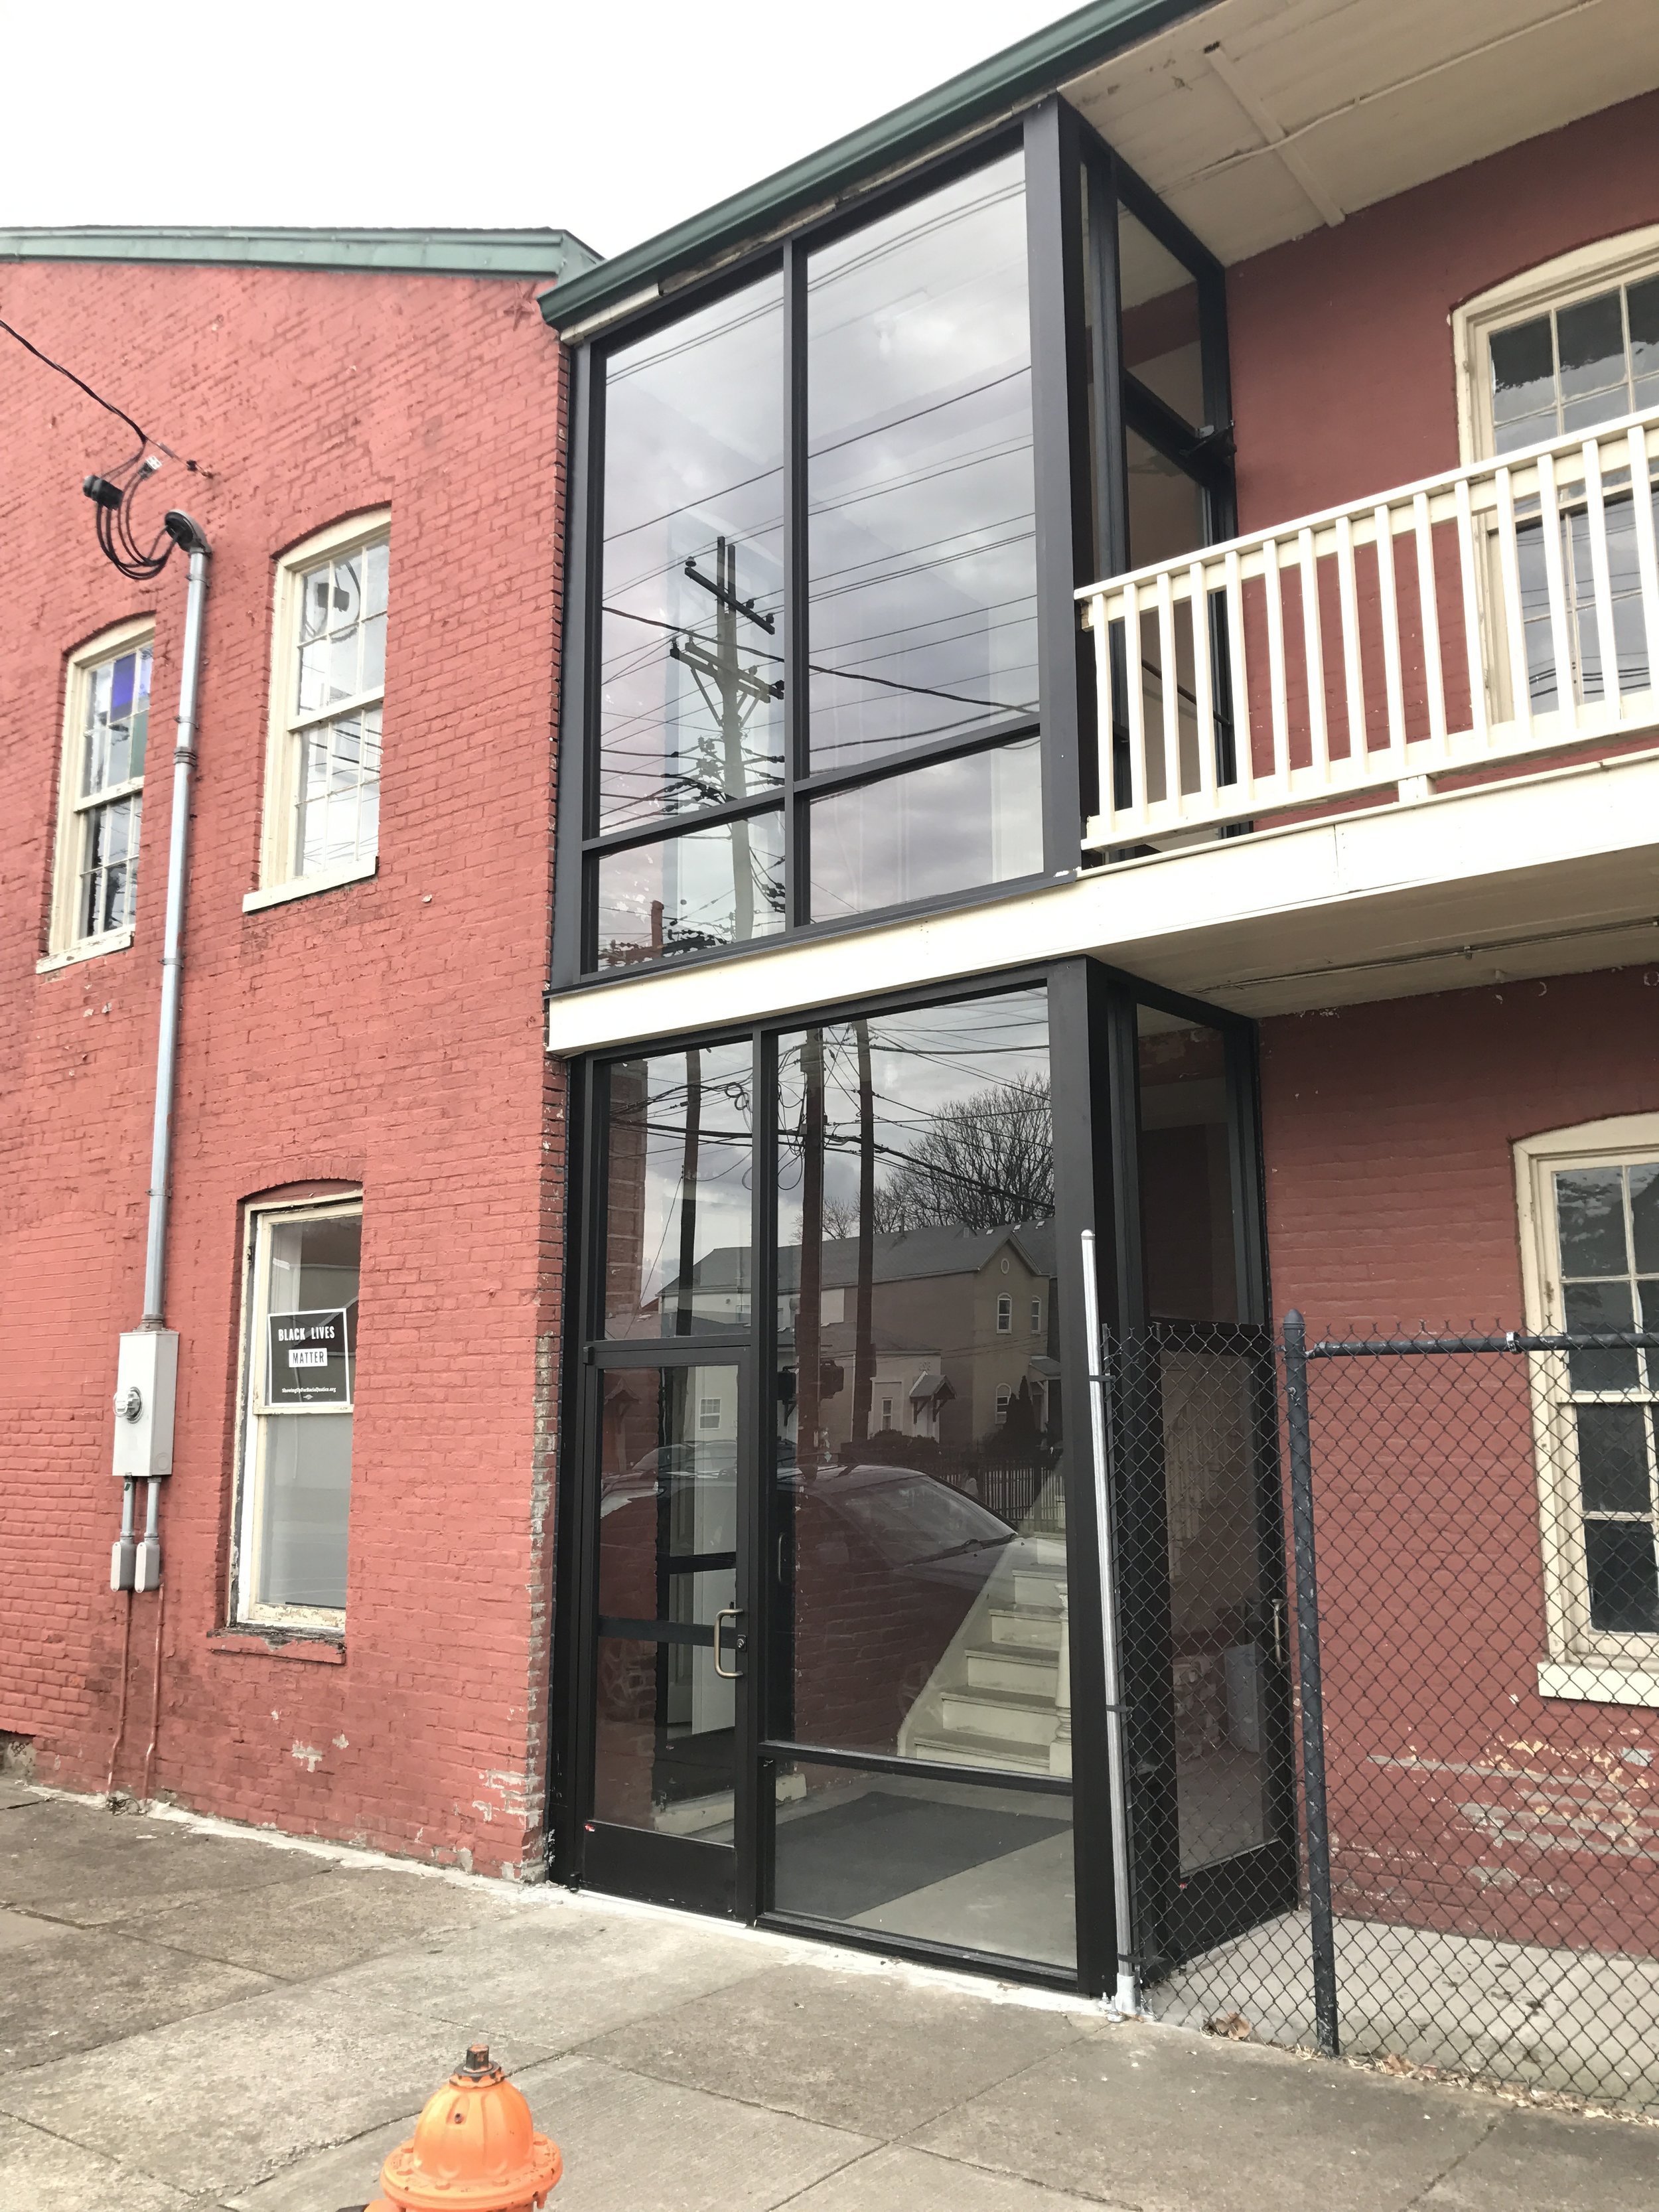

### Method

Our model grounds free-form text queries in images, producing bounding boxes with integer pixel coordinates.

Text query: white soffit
[1062,0,1659,267]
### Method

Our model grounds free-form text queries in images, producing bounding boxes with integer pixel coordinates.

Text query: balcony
[1079,407,1659,852]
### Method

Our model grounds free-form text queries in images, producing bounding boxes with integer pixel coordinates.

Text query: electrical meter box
[111,1330,179,1480]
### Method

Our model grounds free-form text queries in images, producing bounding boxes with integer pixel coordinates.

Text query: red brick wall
[0,256,569,1875]
[1261,968,1659,1951]
[1228,88,1659,530]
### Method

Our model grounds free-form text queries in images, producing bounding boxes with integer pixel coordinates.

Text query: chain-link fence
[1104,1319,1659,2111]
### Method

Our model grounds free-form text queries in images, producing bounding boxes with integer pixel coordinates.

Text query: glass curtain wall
[582,144,1044,972]
[770,989,1074,1969]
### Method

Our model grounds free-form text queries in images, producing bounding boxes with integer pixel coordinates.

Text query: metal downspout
[1082,1228,1139,2015]
[135,531,209,1591]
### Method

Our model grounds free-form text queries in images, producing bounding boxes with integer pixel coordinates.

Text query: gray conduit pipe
[133,517,210,1593]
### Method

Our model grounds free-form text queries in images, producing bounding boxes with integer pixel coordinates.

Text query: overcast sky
[2,1,1083,261]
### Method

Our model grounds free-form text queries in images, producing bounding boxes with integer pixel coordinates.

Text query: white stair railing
[1077,406,1659,850]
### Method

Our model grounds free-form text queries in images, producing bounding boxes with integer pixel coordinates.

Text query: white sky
[1,1,1084,261]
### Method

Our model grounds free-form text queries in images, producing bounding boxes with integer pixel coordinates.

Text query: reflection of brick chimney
[607,1059,650,1329]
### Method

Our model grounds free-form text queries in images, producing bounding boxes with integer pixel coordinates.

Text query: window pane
[774,990,1064,1774]
[1631,275,1659,409]
[1585,1518,1659,1635]
[808,155,1037,774]
[1137,1011,1239,1323]
[1490,315,1556,453]
[1577,1403,1652,1514]
[1119,202,1203,427]
[773,1761,1074,1967]
[806,737,1041,922]
[1630,1161,1659,1273]
[1565,1279,1637,1392]
[1555,1167,1627,1276]
[599,275,785,834]
[605,1043,754,1337]
[593,1366,739,1836]
[255,1213,360,1613]
[593,811,784,970]
[259,1415,352,1609]
[1557,288,1628,431]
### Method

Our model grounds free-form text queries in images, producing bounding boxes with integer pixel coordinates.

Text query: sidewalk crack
[1400,2107,1503,2208]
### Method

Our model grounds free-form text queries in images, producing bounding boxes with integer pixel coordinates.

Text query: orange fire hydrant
[365,2043,562,2212]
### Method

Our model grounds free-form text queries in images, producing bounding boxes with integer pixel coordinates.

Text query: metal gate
[1109,1317,1659,2112]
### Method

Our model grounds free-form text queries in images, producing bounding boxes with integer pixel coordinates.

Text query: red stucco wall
[0,256,570,1874]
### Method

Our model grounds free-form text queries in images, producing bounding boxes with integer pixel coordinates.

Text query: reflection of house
[672,1222,1058,1457]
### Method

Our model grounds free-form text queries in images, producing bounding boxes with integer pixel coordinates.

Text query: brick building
[0,226,593,1874]
[7,0,1659,2099]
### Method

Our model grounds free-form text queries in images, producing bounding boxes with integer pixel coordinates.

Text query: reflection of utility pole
[796,1033,825,1463]
[672,536,780,944]
[852,1020,875,1443]
[674,1048,701,1337]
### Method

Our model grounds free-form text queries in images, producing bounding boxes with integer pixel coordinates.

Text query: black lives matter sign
[266,1307,352,1406]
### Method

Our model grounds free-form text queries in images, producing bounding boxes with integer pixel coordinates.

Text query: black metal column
[1283,1309,1340,2057]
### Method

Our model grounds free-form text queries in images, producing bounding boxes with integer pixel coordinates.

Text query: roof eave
[0,226,603,281]
[540,0,1212,335]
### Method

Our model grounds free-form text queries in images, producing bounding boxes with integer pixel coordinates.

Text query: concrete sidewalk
[0,1783,1653,2212]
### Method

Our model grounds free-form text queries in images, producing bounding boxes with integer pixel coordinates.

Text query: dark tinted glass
[592,1364,739,1836]
[772,1760,1075,1968]
[772,990,1063,1769]
[1555,1168,1627,1276]
[1557,287,1627,429]
[593,810,784,969]
[1565,1279,1638,1392]
[1632,275,1659,409]
[1490,315,1555,453]
[1138,1012,1239,1324]
[1119,203,1202,427]
[599,276,784,833]
[605,1043,755,1337]
[1577,1404,1652,1515]
[1585,1518,1659,1635]
[807,155,1037,774]
[1630,1161,1659,1272]
[806,738,1041,922]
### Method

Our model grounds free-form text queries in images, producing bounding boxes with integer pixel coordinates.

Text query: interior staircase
[904,1538,1070,1775]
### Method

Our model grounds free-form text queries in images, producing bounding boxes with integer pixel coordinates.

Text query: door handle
[713,1605,744,1680]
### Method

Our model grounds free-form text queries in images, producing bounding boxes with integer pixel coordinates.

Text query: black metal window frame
[551,98,1234,991]
[547,954,1273,1998]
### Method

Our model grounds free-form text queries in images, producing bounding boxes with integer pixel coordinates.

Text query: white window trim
[257,510,390,893]
[231,1193,362,1632]
[242,855,378,915]
[1514,1112,1659,1707]
[40,616,154,967]
[1454,224,1659,463]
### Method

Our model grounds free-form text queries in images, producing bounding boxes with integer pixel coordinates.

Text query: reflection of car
[599,1443,736,1518]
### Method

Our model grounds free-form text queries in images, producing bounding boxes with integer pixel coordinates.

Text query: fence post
[1283,1309,1340,2058]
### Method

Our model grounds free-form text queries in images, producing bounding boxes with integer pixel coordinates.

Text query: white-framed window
[232,1196,362,1628]
[1453,230,1659,718]
[1029,1297,1043,1335]
[44,619,153,962]
[1456,227,1659,463]
[699,1396,721,1432]
[995,1384,1011,1425]
[256,513,388,897]
[1516,1115,1659,1704]
[995,1293,1013,1334]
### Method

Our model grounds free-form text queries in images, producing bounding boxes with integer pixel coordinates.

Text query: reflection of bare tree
[821,1074,1054,1236]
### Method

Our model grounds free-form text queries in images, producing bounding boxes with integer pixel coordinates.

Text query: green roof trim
[0,226,601,281]
[540,0,1208,334]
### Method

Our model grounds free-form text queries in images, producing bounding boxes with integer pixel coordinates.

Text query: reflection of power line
[602,603,1034,717]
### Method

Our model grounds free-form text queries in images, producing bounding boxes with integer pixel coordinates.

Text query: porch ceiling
[1066,0,1659,267]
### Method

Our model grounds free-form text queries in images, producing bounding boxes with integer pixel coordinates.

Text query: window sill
[1537,1660,1659,1708]
[210,1627,345,1664]
[36,928,134,974]
[244,857,377,913]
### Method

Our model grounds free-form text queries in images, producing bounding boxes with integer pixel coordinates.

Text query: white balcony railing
[1078,406,1659,851]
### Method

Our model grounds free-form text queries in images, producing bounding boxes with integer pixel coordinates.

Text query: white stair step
[989,1604,1063,1652]
[966,1644,1060,1696]
[909,1729,1054,1776]
[940,1685,1058,1747]
[1013,1571,1066,1609]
